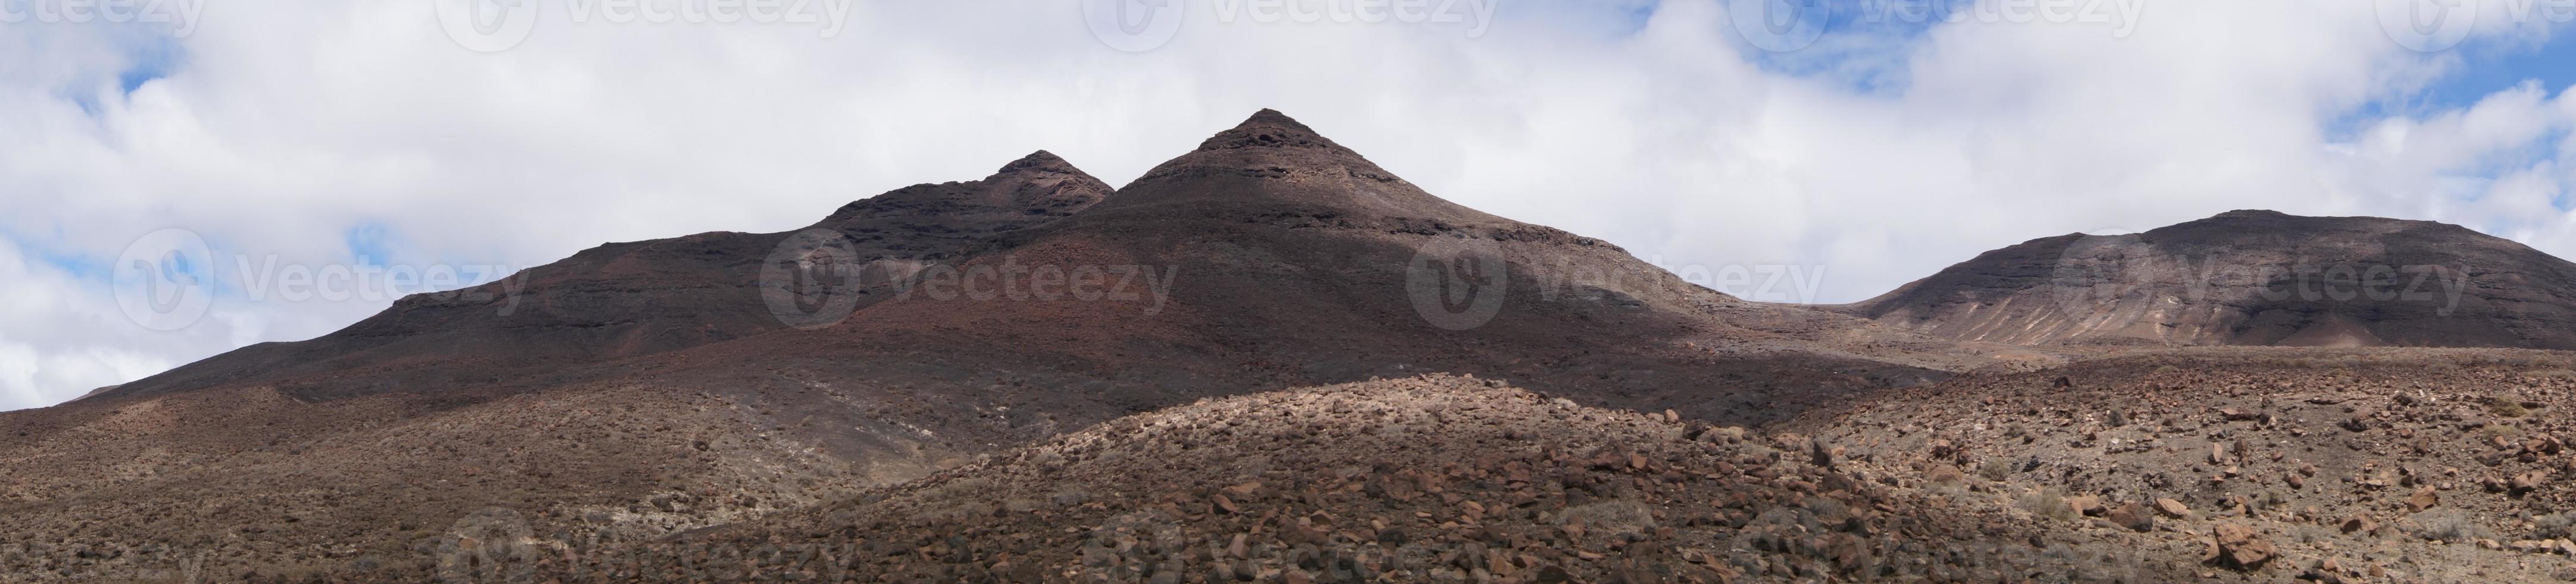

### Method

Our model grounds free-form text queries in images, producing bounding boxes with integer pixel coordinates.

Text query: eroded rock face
[1841,210,2576,349]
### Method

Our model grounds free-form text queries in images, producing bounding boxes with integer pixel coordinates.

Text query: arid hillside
[398,375,2215,583]
[1841,210,2576,349]
[1792,347,2576,583]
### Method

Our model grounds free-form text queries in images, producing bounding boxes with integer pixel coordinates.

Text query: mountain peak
[819,153,1111,227]
[1195,108,1348,153]
[1091,108,1496,223]
[2209,209,2288,219]
[997,150,1080,175]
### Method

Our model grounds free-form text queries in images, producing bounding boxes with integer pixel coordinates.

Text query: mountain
[4,110,1972,580]
[611,110,1964,431]
[96,151,1111,402]
[1839,210,2576,349]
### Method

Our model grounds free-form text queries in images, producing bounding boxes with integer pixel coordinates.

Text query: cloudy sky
[5,0,2575,410]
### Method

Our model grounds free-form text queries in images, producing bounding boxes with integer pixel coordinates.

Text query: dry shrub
[2534,511,2576,540]
[1561,500,1657,538]
[1979,458,2016,482]
[2018,487,2079,523]
[2488,397,2530,419]
[2404,509,2494,543]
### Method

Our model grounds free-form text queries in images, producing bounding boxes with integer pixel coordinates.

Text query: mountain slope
[97,152,1110,402]
[1839,210,2576,349]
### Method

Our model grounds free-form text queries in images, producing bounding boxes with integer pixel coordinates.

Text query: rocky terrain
[11,111,2576,582]
[401,375,2212,583]
[1840,210,2576,349]
[0,381,906,582]
[1795,347,2576,583]
[361,353,2576,584]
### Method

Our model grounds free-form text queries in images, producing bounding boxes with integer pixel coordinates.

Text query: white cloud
[0,237,192,408]
[5,0,2576,409]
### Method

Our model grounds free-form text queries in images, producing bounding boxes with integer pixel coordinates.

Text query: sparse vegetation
[2017,487,2079,522]
[2405,510,2496,544]
[2488,397,2530,418]
[2534,511,2576,540]
[1979,457,2017,482]
[1560,499,1657,537]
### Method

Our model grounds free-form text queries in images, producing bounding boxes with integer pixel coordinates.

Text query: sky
[4,0,2576,411]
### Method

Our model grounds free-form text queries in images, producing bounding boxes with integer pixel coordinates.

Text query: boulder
[2105,501,2154,532]
[2155,499,2191,518]
[2212,523,2275,570]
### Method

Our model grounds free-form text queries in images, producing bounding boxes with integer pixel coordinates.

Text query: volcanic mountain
[622,110,1967,431]
[1840,210,2576,349]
